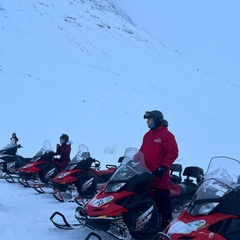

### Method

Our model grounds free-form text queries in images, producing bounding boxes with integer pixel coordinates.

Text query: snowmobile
[50,144,117,203]
[0,142,32,183]
[164,156,240,240]
[158,164,204,219]
[50,147,171,240]
[18,140,57,188]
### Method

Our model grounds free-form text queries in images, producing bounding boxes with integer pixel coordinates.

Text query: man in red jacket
[140,110,179,229]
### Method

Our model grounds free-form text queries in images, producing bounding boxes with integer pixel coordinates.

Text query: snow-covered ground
[0,177,114,240]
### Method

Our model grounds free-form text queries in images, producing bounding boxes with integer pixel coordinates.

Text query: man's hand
[155,166,167,178]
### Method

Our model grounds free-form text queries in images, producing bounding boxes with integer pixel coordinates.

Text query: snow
[0,177,112,240]
[0,0,240,239]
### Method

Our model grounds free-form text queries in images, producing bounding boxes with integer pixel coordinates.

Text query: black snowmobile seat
[170,163,182,184]
[183,166,204,184]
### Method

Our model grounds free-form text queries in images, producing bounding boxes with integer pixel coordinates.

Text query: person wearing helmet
[54,134,73,172]
[10,132,19,145]
[140,110,178,229]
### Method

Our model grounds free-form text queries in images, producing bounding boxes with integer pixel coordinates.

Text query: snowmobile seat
[183,166,204,185]
[170,163,182,184]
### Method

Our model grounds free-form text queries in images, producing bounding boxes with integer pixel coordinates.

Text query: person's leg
[155,189,172,228]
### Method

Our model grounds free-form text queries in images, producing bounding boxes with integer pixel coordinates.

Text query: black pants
[154,189,172,221]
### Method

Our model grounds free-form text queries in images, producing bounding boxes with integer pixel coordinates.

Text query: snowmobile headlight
[167,219,206,235]
[23,163,34,168]
[190,202,219,216]
[57,171,71,179]
[104,183,126,193]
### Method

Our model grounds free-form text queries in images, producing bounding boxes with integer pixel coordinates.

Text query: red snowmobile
[164,156,240,240]
[51,144,118,203]
[18,140,56,188]
[50,147,171,240]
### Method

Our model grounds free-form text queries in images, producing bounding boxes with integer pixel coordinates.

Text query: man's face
[147,118,154,128]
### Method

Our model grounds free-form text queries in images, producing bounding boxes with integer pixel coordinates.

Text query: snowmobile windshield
[65,144,90,170]
[0,143,16,151]
[0,143,18,156]
[108,147,150,182]
[204,156,240,187]
[31,140,53,161]
[189,156,240,216]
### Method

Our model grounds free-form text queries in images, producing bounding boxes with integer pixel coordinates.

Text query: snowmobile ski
[3,173,19,183]
[49,211,81,230]
[84,232,103,240]
[33,184,54,194]
[155,232,171,240]
[18,177,45,188]
[53,190,76,203]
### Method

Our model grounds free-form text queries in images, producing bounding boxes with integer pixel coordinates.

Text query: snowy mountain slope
[1,0,240,170]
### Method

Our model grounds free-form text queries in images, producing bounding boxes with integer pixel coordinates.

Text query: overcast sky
[113,0,240,82]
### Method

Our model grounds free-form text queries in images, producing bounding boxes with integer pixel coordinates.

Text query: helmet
[144,110,164,128]
[60,134,69,144]
[144,110,163,121]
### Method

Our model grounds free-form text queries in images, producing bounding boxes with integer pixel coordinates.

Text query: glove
[56,144,60,148]
[155,166,167,178]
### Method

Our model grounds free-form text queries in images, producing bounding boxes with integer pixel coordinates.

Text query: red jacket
[140,126,178,190]
[56,141,72,171]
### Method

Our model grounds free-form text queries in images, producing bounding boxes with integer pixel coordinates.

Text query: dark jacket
[56,141,72,171]
[10,136,19,145]
[140,126,178,190]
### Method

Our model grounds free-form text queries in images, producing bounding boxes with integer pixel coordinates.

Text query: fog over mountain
[1,0,240,171]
